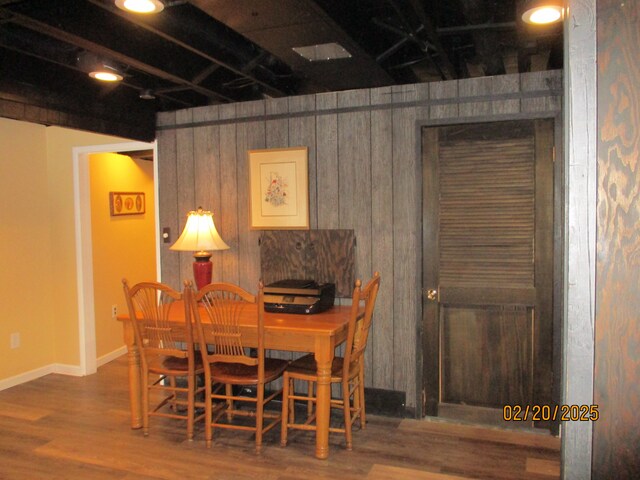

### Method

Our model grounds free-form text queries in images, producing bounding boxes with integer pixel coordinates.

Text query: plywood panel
[593,1,640,476]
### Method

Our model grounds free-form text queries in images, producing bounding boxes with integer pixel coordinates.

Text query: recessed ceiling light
[521,0,564,25]
[115,0,164,14]
[89,69,123,82]
[78,52,124,82]
[292,42,352,62]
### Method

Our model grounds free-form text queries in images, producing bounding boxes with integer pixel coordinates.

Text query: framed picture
[248,146,309,229]
[109,192,145,216]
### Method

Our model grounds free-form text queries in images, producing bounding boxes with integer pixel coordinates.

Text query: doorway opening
[73,140,159,376]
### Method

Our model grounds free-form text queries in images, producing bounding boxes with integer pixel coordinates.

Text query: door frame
[416,112,564,432]
[72,140,159,376]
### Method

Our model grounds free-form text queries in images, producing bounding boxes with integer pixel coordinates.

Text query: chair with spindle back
[280,272,381,451]
[186,281,288,452]
[122,279,205,440]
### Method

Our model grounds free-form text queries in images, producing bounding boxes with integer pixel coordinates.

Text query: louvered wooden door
[422,119,554,424]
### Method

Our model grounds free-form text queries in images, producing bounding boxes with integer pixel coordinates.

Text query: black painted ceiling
[0,0,563,141]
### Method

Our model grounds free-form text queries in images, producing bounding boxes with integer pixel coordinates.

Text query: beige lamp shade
[170,208,230,255]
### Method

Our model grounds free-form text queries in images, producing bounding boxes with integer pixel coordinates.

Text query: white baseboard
[0,364,55,392]
[52,363,84,376]
[97,345,127,368]
[0,347,127,392]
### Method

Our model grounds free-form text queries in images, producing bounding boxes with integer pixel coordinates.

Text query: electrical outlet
[10,332,20,349]
[111,304,118,318]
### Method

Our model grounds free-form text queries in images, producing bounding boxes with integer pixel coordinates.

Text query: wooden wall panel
[594,0,640,477]
[219,104,239,284]
[288,95,317,229]
[236,100,265,293]
[316,92,340,229]
[156,111,179,288]
[392,84,419,405]
[563,0,596,477]
[265,97,288,148]
[156,72,562,412]
[193,106,223,281]
[370,86,394,390]
[491,75,520,115]
[459,77,492,117]
[175,109,196,287]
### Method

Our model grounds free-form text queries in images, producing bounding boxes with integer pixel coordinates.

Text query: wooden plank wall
[594,0,640,477]
[563,0,597,478]
[156,71,562,412]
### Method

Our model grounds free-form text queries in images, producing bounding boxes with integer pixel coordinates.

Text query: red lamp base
[192,255,212,290]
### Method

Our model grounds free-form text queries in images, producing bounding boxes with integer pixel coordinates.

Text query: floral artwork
[249,146,309,229]
[264,172,288,207]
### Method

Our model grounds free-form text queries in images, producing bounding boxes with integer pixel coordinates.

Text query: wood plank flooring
[0,356,560,479]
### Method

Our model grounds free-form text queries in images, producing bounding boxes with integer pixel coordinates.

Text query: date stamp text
[503,404,599,422]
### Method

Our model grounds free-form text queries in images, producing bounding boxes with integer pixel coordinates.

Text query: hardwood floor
[0,356,560,479]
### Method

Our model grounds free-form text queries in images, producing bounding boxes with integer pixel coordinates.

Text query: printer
[263,279,336,314]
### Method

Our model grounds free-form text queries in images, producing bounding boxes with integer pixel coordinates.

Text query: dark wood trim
[533,118,555,428]
[422,126,440,417]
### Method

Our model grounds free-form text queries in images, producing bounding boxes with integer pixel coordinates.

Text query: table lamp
[170,207,229,290]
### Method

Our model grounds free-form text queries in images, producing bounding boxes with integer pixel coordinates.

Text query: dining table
[117,301,352,460]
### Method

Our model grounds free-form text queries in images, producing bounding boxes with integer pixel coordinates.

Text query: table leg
[123,321,142,429]
[314,340,333,460]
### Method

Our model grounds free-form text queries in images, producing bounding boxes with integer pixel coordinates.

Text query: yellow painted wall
[89,153,156,359]
[0,118,55,378]
[0,117,133,381]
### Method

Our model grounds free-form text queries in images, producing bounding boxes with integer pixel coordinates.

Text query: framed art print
[109,191,145,216]
[248,146,309,229]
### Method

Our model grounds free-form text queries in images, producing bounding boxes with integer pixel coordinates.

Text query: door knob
[425,289,438,301]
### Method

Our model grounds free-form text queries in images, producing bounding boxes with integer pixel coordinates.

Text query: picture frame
[248,146,309,230]
[109,191,145,216]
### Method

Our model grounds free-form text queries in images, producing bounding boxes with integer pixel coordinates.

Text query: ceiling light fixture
[521,0,564,25]
[115,0,164,14]
[78,52,124,82]
[139,89,156,100]
[89,67,123,82]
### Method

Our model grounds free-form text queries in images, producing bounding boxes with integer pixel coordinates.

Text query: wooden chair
[280,272,381,451]
[186,281,289,452]
[121,279,205,440]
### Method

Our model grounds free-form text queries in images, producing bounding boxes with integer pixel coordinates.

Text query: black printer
[263,279,336,314]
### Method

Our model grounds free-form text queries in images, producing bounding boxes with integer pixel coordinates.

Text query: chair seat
[287,354,359,380]
[163,355,203,371]
[211,358,289,385]
[146,355,203,373]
